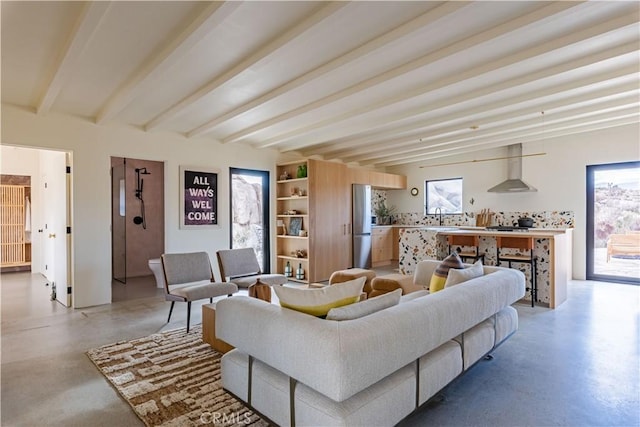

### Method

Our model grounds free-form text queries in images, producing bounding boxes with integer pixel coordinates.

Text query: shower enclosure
[111,157,164,283]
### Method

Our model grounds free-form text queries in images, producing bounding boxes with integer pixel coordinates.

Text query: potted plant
[374,201,397,225]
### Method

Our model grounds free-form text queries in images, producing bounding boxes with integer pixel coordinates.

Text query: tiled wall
[373,190,574,228]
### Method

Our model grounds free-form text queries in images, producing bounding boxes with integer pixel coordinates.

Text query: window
[229,168,270,272]
[425,178,463,214]
[586,161,639,284]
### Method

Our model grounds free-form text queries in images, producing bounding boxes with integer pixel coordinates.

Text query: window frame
[424,177,463,215]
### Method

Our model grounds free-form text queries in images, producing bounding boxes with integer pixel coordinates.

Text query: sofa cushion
[273,277,365,317]
[445,260,484,288]
[413,260,436,287]
[400,289,429,303]
[429,253,464,293]
[326,289,401,321]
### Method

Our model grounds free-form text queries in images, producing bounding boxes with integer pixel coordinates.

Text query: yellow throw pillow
[273,276,365,317]
[429,253,464,293]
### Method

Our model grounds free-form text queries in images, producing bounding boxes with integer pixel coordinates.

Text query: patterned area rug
[86,326,268,427]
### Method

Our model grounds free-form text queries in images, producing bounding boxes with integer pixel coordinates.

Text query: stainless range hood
[487,144,537,193]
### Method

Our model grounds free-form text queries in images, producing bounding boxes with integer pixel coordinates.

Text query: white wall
[1,104,280,307]
[386,123,640,279]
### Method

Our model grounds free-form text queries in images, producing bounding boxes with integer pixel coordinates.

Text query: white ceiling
[2,1,639,167]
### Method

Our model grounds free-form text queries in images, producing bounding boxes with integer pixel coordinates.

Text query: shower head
[135,168,151,175]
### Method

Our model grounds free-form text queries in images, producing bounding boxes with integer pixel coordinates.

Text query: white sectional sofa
[216,261,525,426]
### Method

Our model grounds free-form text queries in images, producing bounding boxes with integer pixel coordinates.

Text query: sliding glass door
[229,168,270,272]
[586,161,640,284]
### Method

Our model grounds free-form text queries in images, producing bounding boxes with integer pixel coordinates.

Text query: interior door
[229,168,270,272]
[41,151,70,306]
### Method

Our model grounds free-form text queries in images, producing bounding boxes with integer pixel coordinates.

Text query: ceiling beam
[312,57,640,160]
[186,1,468,138]
[223,1,581,145]
[331,83,640,163]
[295,43,639,157]
[335,88,640,163]
[351,98,640,165]
[144,1,348,131]
[95,2,240,124]
[36,2,111,114]
[378,115,640,167]
[254,10,638,149]
[368,108,640,166]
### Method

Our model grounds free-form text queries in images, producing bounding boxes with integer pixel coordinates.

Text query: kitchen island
[398,227,573,308]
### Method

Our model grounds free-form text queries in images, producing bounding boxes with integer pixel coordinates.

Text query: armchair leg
[186,301,192,333]
[167,301,175,323]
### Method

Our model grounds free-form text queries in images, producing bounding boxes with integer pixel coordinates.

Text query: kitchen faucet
[434,207,443,226]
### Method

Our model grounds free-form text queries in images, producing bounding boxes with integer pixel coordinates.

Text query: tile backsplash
[393,211,574,228]
[373,189,574,228]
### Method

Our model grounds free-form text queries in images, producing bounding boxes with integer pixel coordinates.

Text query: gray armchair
[216,248,288,288]
[161,251,238,333]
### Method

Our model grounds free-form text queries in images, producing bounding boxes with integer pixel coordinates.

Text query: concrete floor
[1,271,639,427]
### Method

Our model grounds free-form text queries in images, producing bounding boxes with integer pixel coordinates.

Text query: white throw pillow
[444,260,484,288]
[326,288,402,321]
[273,276,365,317]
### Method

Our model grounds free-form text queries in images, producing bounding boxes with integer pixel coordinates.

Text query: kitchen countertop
[382,225,571,237]
[372,224,426,228]
[435,227,570,238]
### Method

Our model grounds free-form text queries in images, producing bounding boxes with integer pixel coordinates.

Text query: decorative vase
[297,164,307,178]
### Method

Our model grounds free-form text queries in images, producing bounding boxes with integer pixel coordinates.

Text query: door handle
[49,233,56,238]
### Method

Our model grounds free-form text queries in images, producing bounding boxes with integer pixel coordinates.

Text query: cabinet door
[308,159,350,282]
[392,227,400,260]
[372,227,393,266]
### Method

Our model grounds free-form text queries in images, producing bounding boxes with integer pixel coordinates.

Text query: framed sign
[180,166,219,228]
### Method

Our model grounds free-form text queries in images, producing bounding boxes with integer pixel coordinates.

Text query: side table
[202,303,234,354]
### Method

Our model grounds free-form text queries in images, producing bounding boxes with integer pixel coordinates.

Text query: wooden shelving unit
[276,161,309,283]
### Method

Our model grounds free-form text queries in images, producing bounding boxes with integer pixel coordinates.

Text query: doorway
[110,157,164,298]
[0,146,72,306]
[586,161,640,284]
[229,168,270,272]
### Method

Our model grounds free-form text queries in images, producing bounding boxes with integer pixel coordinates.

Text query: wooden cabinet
[383,173,407,189]
[349,168,406,189]
[308,159,350,282]
[350,168,371,185]
[276,159,350,283]
[372,226,393,267]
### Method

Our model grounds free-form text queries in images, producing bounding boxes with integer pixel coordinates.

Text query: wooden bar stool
[496,235,537,307]
[447,234,484,263]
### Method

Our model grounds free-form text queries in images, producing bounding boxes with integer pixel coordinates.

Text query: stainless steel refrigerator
[352,184,372,269]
